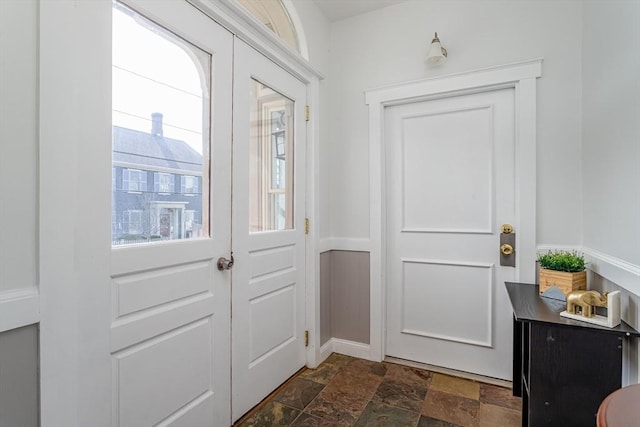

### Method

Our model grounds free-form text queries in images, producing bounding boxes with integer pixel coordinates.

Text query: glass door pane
[111,1,210,246]
[249,79,294,232]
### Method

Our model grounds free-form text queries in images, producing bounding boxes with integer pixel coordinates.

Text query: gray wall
[326,0,583,247]
[0,0,38,296]
[0,1,39,424]
[582,0,640,266]
[0,325,39,427]
[320,250,370,345]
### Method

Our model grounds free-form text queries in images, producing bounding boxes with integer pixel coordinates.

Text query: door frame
[365,59,543,362]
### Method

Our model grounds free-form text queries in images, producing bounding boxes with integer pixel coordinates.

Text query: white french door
[41,2,309,425]
[231,40,308,421]
[41,0,233,425]
[384,88,517,380]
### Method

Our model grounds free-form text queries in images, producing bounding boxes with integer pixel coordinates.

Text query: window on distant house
[181,175,199,194]
[154,172,174,193]
[123,169,147,192]
[123,210,143,234]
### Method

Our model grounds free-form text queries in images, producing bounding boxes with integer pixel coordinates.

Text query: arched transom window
[237,0,300,53]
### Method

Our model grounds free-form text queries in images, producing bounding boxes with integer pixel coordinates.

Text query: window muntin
[154,172,174,193]
[123,210,143,234]
[111,2,211,246]
[181,175,199,195]
[249,80,294,232]
[123,169,147,192]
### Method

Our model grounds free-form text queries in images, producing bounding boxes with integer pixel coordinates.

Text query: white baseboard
[319,339,333,364]
[0,287,39,333]
[319,338,372,361]
[319,238,371,253]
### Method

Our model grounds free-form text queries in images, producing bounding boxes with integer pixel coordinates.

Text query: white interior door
[385,88,516,380]
[231,40,308,421]
[40,1,233,425]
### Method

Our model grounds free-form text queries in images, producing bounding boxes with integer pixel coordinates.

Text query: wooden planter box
[539,269,587,296]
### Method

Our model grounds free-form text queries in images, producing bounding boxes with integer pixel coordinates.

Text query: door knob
[501,224,514,234]
[217,255,234,271]
[500,244,514,256]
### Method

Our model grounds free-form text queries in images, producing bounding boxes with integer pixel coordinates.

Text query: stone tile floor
[235,353,521,427]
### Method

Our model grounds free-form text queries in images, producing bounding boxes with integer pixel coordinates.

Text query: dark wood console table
[505,282,640,427]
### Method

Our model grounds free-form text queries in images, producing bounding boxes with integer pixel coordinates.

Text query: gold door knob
[501,224,514,234]
[501,244,514,256]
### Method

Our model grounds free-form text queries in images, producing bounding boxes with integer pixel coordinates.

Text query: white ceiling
[312,0,409,22]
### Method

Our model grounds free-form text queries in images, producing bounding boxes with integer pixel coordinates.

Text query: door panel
[232,40,307,421]
[385,88,515,380]
[110,1,232,426]
[114,319,212,426]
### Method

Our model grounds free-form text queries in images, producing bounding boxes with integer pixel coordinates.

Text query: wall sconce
[426,32,447,65]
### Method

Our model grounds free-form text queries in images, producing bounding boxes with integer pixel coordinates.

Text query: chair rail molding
[0,287,39,333]
[584,247,640,295]
[366,58,543,362]
[319,238,371,253]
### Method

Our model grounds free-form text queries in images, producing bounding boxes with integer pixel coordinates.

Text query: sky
[112,4,208,155]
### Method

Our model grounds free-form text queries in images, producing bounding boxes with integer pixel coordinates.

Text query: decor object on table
[537,250,586,300]
[561,290,621,328]
[566,290,607,317]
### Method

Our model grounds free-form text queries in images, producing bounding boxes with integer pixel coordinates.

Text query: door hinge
[305,218,310,235]
[305,105,310,122]
[304,330,309,347]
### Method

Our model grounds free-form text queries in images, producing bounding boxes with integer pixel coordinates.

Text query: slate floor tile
[353,400,420,427]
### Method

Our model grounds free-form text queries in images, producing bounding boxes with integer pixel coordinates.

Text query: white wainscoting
[0,288,39,333]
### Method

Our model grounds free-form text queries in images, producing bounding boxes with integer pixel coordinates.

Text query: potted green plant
[537,250,587,296]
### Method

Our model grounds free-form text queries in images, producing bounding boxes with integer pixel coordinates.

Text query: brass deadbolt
[501,244,514,256]
[501,224,514,234]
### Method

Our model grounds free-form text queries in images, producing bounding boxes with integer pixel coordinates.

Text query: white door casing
[385,89,516,379]
[40,0,233,425]
[366,59,542,365]
[232,40,308,422]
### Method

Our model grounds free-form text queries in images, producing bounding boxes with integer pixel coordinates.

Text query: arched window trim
[281,0,309,60]
[236,0,305,58]
[188,0,323,82]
